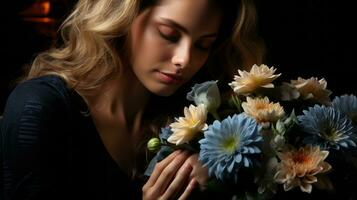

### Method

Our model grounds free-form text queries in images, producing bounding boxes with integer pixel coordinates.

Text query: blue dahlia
[332,94,357,123]
[298,105,357,150]
[198,114,263,183]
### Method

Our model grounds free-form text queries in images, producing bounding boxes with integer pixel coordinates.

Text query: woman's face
[129,0,222,96]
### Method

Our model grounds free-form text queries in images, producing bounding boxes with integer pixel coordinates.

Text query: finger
[160,163,193,199]
[146,150,181,187]
[178,178,198,200]
[154,151,190,195]
[185,154,208,188]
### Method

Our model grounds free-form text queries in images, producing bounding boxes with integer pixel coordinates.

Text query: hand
[183,154,209,190]
[142,150,198,200]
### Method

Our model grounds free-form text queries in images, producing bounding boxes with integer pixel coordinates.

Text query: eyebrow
[159,17,218,38]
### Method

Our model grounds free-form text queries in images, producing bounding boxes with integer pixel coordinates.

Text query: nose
[171,41,191,70]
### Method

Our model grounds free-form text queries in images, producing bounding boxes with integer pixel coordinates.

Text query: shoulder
[5,75,71,111]
[1,75,72,126]
[7,75,70,105]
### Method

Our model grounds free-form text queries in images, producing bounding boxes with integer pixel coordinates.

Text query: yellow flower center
[255,102,269,110]
[252,76,265,85]
[187,119,200,128]
[321,126,340,141]
[223,136,239,154]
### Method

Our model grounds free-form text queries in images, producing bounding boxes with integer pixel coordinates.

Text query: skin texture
[129,0,221,97]
[128,0,221,199]
[142,151,209,200]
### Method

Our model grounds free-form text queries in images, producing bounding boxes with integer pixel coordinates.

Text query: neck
[78,69,150,174]
[84,69,150,128]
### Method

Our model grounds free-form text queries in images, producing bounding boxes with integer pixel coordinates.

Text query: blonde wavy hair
[26,0,265,95]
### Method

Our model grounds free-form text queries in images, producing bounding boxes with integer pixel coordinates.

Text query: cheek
[130,12,165,64]
[136,37,155,59]
[137,35,171,66]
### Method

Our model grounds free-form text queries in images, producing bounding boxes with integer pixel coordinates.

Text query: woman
[0,0,265,199]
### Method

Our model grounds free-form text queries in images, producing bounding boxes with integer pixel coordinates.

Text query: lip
[156,70,183,84]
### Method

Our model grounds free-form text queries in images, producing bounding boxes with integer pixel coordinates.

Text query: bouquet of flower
[145,64,357,199]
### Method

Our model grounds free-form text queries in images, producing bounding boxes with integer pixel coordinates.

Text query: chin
[153,90,176,97]
[149,86,179,97]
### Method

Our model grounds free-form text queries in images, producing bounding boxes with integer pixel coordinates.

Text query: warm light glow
[19,0,52,16]
[41,1,51,15]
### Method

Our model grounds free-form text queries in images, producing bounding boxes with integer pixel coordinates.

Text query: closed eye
[195,39,216,51]
[157,25,180,42]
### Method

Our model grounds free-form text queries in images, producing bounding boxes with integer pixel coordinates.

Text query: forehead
[150,0,222,35]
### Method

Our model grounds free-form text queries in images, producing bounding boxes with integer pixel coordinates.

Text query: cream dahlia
[242,97,285,127]
[290,77,332,104]
[168,104,208,145]
[229,64,281,95]
[274,145,331,193]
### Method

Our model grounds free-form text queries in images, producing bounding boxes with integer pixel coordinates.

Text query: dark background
[0,1,75,114]
[1,0,356,114]
[257,0,356,96]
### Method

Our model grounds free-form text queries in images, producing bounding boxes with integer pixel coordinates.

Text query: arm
[1,77,70,199]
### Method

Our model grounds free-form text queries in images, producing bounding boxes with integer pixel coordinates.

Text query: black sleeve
[1,77,71,200]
